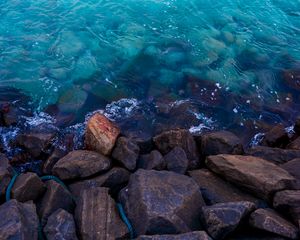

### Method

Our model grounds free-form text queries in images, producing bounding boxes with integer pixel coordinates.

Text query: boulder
[153,129,200,169]
[38,180,74,226]
[287,137,300,150]
[69,167,130,198]
[206,154,296,200]
[75,187,128,240]
[199,131,244,156]
[201,201,256,240]
[246,146,300,164]
[0,199,39,240]
[119,169,205,235]
[43,148,67,175]
[273,190,300,224]
[12,172,46,202]
[138,150,165,170]
[112,137,139,171]
[0,154,11,199]
[281,158,300,188]
[85,113,120,155]
[52,150,111,180]
[136,231,212,240]
[44,209,78,240]
[249,208,299,240]
[165,147,189,174]
[189,169,263,206]
[135,136,154,154]
[261,124,289,148]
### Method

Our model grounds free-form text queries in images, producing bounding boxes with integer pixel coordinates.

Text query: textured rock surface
[0,200,39,240]
[43,148,67,175]
[12,172,46,202]
[201,201,255,240]
[189,169,262,206]
[75,187,128,240]
[119,169,205,235]
[85,113,120,155]
[136,231,212,240]
[199,131,244,156]
[249,208,299,239]
[138,150,165,170]
[206,154,296,200]
[165,147,188,174]
[44,209,78,240]
[112,137,140,171]
[261,124,289,148]
[281,158,300,189]
[52,150,111,180]
[153,129,200,169]
[287,137,300,150]
[0,154,11,198]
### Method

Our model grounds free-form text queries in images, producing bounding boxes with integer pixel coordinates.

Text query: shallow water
[0,0,300,136]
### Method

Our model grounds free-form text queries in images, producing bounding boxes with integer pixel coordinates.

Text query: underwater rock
[282,69,300,91]
[119,169,205,235]
[57,87,88,113]
[136,231,212,240]
[165,147,188,174]
[138,150,166,171]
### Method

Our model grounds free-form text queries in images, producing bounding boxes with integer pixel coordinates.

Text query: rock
[189,169,263,206]
[249,208,299,239]
[11,172,46,202]
[135,137,154,154]
[138,150,165,170]
[246,146,300,164]
[165,147,188,174]
[206,154,296,200]
[283,69,300,91]
[287,137,300,150]
[119,169,205,235]
[75,187,128,240]
[261,124,289,148]
[52,150,111,180]
[85,113,120,155]
[294,117,300,135]
[281,158,300,186]
[0,154,11,199]
[273,190,300,224]
[44,209,78,240]
[38,180,74,226]
[199,131,244,156]
[153,129,200,169]
[69,167,130,198]
[201,201,256,240]
[136,231,212,240]
[0,199,39,240]
[112,137,139,171]
[43,148,67,175]
[2,106,19,126]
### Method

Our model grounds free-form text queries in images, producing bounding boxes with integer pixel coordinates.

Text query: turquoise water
[0,0,300,133]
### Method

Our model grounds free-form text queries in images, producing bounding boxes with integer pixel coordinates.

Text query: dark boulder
[52,150,111,180]
[112,137,140,171]
[44,208,78,240]
[0,154,12,199]
[287,137,300,150]
[249,208,299,239]
[43,148,67,175]
[0,199,39,240]
[281,158,300,188]
[75,187,128,240]
[136,231,212,240]
[119,169,205,235]
[261,124,289,148]
[138,150,165,170]
[165,147,188,174]
[201,201,256,239]
[294,117,300,135]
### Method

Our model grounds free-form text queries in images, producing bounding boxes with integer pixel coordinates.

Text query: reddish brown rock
[281,158,300,182]
[165,147,189,174]
[136,231,212,240]
[206,154,296,200]
[43,148,67,175]
[287,137,300,150]
[0,154,11,199]
[85,113,120,155]
[52,150,111,180]
[249,208,299,239]
[261,124,289,148]
[75,187,128,240]
[138,150,166,170]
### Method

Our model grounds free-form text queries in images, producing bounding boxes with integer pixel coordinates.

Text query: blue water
[0,0,300,136]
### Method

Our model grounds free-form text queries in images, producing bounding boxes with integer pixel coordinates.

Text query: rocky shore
[0,109,300,239]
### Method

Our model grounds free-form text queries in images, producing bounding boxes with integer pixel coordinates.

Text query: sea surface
[0,0,300,140]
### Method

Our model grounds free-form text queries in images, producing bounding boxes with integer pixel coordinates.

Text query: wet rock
[0,199,39,240]
[12,172,46,202]
[283,69,300,91]
[112,137,140,171]
[75,187,128,240]
[249,208,299,239]
[287,137,300,150]
[199,131,244,156]
[38,180,74,226]
[261,124,290,148]
[294,117,300,135]
[2,105,19,126]
[273,190,300,224]
[119,169,205,235]
[246,146,300,164]
[52,150,111,180]
[189,169,263,206]
[135,137,154,154]
[0,154,11,199]
[138,150,165,170]
[201,201,256,240]
[43,148,67,175]
[281,158,300,187]
[85,113,120,155]
[69,167,130,198]
[153,129,200,169]
[165,147,188,174]
[44,209,78,240]
[136,231,212,240]
[206,154,296,200]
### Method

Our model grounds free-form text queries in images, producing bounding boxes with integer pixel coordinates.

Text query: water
[1,0,300,138]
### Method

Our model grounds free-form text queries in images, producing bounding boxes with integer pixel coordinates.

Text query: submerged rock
[119,169,205,235]
[165,147,188,174]
[136,231,212,240]
[138,150,165,170]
